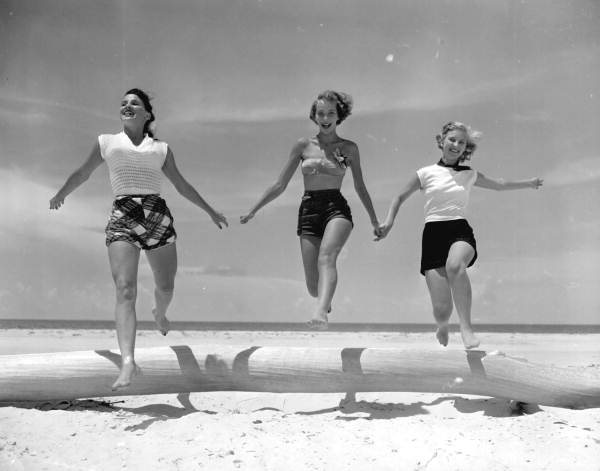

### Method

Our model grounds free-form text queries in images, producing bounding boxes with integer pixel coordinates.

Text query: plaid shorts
[105,194,177,250]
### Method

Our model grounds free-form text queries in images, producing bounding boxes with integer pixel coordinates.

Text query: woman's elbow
[271,182,287,195]
[174,180,194,196]
[73,169,91,184]
[495,180,508,191]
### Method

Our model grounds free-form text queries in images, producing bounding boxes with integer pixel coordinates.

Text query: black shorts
[420,219,477,275]
[105,194,177,251]
[297,189,353,238]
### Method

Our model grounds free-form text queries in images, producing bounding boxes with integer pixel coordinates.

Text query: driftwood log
[1,345,598,408]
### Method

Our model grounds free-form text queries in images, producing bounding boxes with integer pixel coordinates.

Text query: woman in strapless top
[241,90,380,329]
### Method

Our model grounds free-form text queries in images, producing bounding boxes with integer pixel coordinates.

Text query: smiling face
[120,93,150,129]
[314,99,339,135]
[440,129,469,163]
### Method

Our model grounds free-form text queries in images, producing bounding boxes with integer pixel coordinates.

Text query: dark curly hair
[309,90,353,125]
[124,88,156,138]
[435,121,482,162]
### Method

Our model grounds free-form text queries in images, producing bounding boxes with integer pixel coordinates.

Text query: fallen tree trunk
[1,345,598,408]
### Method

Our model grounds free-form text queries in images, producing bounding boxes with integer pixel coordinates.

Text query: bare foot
[307,313,328,331]
[111,361,141,390]
[461,330,480,349]
[436,324,449,347]
[339,392,358,411]
[152,308,170,336]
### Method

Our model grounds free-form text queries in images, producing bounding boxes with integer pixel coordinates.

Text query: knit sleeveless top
[98,132,168,196]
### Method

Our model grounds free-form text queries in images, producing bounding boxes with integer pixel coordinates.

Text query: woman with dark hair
[50,88,228,389]
[240,90,380,329]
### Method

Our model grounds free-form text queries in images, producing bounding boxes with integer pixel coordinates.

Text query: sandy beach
[1,328,599,471]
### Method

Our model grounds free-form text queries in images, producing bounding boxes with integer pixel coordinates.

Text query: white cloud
[512,110,553,123]
[0,107,49,124]
[366,71,541,114]
[0,93,113,122]
[543,157,600,187]
[164,104,305,125]
[167,69,541,123]
[2,167,108,249]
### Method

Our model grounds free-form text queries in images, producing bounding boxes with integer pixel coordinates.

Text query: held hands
[374,222,392,241]
[371,220,384,241]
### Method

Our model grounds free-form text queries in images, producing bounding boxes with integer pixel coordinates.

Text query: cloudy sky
[1,0,599,324]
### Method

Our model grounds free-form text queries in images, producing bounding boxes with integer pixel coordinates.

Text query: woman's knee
[445,259,467,279]
[155,277,175,295]
[317,249,340,268]
[113,278,137,302]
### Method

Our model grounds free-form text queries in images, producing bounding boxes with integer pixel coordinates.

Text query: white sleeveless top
[98,132,168,196]
[416,163,477,223]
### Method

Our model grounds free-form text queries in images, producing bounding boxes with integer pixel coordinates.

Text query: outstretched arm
[375,173,420,241]
[162,147,228,229]
[346,143,380,232]
[239,138,304,223]
[49,142,104,210]
[474,172,543,191]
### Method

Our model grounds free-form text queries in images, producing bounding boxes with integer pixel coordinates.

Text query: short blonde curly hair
[309,90,353,125]
[436,121,482,162]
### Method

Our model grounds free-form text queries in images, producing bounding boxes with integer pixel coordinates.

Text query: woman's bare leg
[300,235,321,299]
[308,218,352,328]
[446,241,479,349]
[425,267,453,346]
[145,242,177,336]
[108,241,141,389]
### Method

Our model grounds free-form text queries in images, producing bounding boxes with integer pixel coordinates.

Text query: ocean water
[1,319,599,334]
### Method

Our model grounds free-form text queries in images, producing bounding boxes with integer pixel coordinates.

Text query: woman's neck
[123,126,145,145]
[440,155,460,166]
[316,132,341,145]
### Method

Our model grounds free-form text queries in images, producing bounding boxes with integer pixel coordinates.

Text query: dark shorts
[297,189,353,238]
[420,219,477,275]
[105,194,177,251]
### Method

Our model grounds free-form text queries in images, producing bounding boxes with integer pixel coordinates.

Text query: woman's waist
[303,173,344,187]
[302,187,343,195]
[113,193,166,206]
[423,207,468,222]
[109,175,163,196]
[423,218,471,230]
[115,192,161,199]
[301,188,346,203]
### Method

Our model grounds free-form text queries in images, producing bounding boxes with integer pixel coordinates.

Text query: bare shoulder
[290,137,312,159]
[339,138,358,151]
[297,136,312,147]
[339,139,359,162]
[294,136,312,151]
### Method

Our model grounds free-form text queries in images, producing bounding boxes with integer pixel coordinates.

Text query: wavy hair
[125,88,156,138]
[309,90,353,125]
[435,121,482,162]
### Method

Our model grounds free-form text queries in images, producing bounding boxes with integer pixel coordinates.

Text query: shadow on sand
[296,392,541,420]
